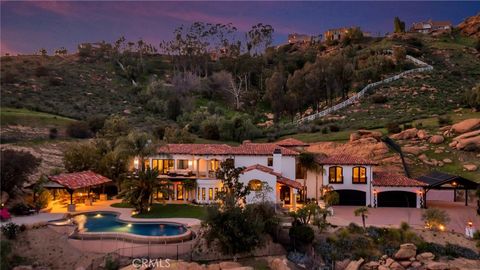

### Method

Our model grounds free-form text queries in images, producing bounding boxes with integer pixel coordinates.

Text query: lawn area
[111,203,209,220]
[0,107,76,127]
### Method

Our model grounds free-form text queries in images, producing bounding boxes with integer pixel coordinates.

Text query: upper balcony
[144,157,222,180]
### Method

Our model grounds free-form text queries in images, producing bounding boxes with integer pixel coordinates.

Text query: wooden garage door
[378,191,416,208]
[336,190,366,206]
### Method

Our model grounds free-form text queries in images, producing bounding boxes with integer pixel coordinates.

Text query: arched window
[352,166,367,184]
[329,166,343,183]
[248,179,263,191]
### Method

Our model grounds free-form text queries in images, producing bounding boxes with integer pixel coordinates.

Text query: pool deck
[2,199,202,227]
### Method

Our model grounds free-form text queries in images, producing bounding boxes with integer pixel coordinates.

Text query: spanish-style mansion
[134,138,431,208]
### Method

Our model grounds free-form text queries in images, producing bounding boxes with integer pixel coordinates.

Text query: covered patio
[47,171,113,212]
[417,171,479,208]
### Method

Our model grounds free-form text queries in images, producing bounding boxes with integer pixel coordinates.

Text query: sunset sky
[1,1,479,55]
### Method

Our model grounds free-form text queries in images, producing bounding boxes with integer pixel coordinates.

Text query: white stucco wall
[240,170,277,204]
[322,165,373,206]
[305,169,323,200]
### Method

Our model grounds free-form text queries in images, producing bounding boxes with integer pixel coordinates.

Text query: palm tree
[115,131,157,171]
[298,152,320,202]
[354,206,369,229]
[120,168,160,213]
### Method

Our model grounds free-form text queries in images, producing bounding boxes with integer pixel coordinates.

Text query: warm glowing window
[177,160,189,170]
[329,166,343,183]
[214,188,218,199]
[210,159,220,171]
[177,185,183,200]
[248,179,263,191]
[144,160,150,169]
[197,187,200,200]
[154,159,175,174]
[352,166,367,184]
[202,188,206,200]
[209,188,213,200]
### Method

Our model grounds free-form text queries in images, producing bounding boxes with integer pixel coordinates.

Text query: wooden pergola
[48,171,112,205]
[417,171,479,208]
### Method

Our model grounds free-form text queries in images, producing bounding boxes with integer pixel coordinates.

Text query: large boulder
[391,128,418,140]
[425,261,449,270]
[350,130,383,142]
[463,164,478,171]
[393,243,417,260]
[451,118,480,134]
[402,146,426,155]
[417,129,429,140]
[345,258,364,270]
[428,135,444,144]
[416,252,435,263]
[452,130,480,151]
[268,258,290,270]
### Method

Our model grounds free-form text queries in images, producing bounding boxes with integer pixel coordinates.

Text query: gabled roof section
[373,172,427,187]
[231,143,299,156]
[242,164,302,189]
[315,154,378,166]
[417,171,478,189]
[48,171,112,190]
[156,143,299,156]
[275,138,309,147]
[157,144,232,155]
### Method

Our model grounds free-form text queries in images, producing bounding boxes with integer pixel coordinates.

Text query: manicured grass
[111,203,209,220]
[0,107,76,127]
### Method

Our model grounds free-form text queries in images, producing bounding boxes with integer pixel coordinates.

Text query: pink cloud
[25,1,76,17]
[1,41,19,55]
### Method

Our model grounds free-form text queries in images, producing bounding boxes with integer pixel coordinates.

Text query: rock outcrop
[450,118,480,134]
[349,130,383,142]
[457,13,480,38]
[391,128,418,140]
[450,130,480,151]
[394,243,417,260]
[428,135,444,144]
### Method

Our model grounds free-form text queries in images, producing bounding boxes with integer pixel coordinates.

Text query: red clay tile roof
[275,138,309,147]
[49,171,112,190]
[157,143,299,156]
[372,172,428,187]
[231,143,299,156]
[315,154,378,165]
[157,144,232,155]
[243,164,302,189]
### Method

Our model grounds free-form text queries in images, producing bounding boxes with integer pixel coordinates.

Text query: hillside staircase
[296,50,433,125]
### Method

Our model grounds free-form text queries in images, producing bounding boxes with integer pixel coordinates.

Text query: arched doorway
[336,189,366,206]
[378,191,417,208]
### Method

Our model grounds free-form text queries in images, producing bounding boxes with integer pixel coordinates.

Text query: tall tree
[265,70,286,123]
[394,17,406,33]
[1,150,41,195]
[120,168,160,213]
[115,131,156,171]
[215,159,250,209]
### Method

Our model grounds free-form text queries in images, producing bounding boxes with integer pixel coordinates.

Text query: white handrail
[296,50,433,124]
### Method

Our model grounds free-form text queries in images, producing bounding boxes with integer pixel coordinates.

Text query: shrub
[35,66,49,77]
[421,208,450,230]
[386,122,401,134]
[1,150,41,195]
[371,94,388,104]
[321,127,329,134]
[9,203,31,216]
[463,85,480,110]
[49,128,58,139]
[1,223,21,239]
[329,125,340,132]
[66,121,93,138]
[437,116,452,126]
[104,255,120,270]
[35,190,53,210]
[201,120,220,140]
[416,242,480,260]
[289,224,315,246]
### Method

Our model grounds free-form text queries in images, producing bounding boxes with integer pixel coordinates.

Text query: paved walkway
[328,200,479,233]
[2,199,202,227]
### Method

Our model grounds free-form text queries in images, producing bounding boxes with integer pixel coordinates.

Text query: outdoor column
[292,188,297,211]
[196,159,200,177]
[465,189,468,206]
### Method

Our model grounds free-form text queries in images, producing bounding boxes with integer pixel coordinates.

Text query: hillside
[1,29,479,182]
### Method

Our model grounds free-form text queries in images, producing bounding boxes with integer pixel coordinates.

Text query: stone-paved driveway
[328,200,480,233]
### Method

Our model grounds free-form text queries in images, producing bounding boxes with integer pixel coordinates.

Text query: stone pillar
[292,189,297,211]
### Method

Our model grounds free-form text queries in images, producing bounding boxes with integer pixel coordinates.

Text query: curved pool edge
[48,210,196,244]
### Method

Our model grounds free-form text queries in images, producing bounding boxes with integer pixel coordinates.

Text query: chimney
[273,148,282,173]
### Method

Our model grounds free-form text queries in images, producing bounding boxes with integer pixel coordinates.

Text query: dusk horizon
[1,1,479,55]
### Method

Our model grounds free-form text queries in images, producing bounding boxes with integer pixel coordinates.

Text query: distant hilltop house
[409,19,453,34]
[287,33,322,45]
[323,27,350,41]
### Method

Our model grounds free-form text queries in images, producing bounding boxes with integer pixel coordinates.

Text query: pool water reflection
[73,212,187,236]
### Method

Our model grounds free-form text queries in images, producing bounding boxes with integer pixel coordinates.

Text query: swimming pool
[73,212,188,237]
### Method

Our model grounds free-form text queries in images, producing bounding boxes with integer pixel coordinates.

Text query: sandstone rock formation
[450,118,480,134]
[428,135,444,144]
[457,13,480,38]
[450,130,480,151]
[391,128,418,140]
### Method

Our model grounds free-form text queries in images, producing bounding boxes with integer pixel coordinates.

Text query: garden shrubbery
[66,121,93,138]
[386,122,402,134]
